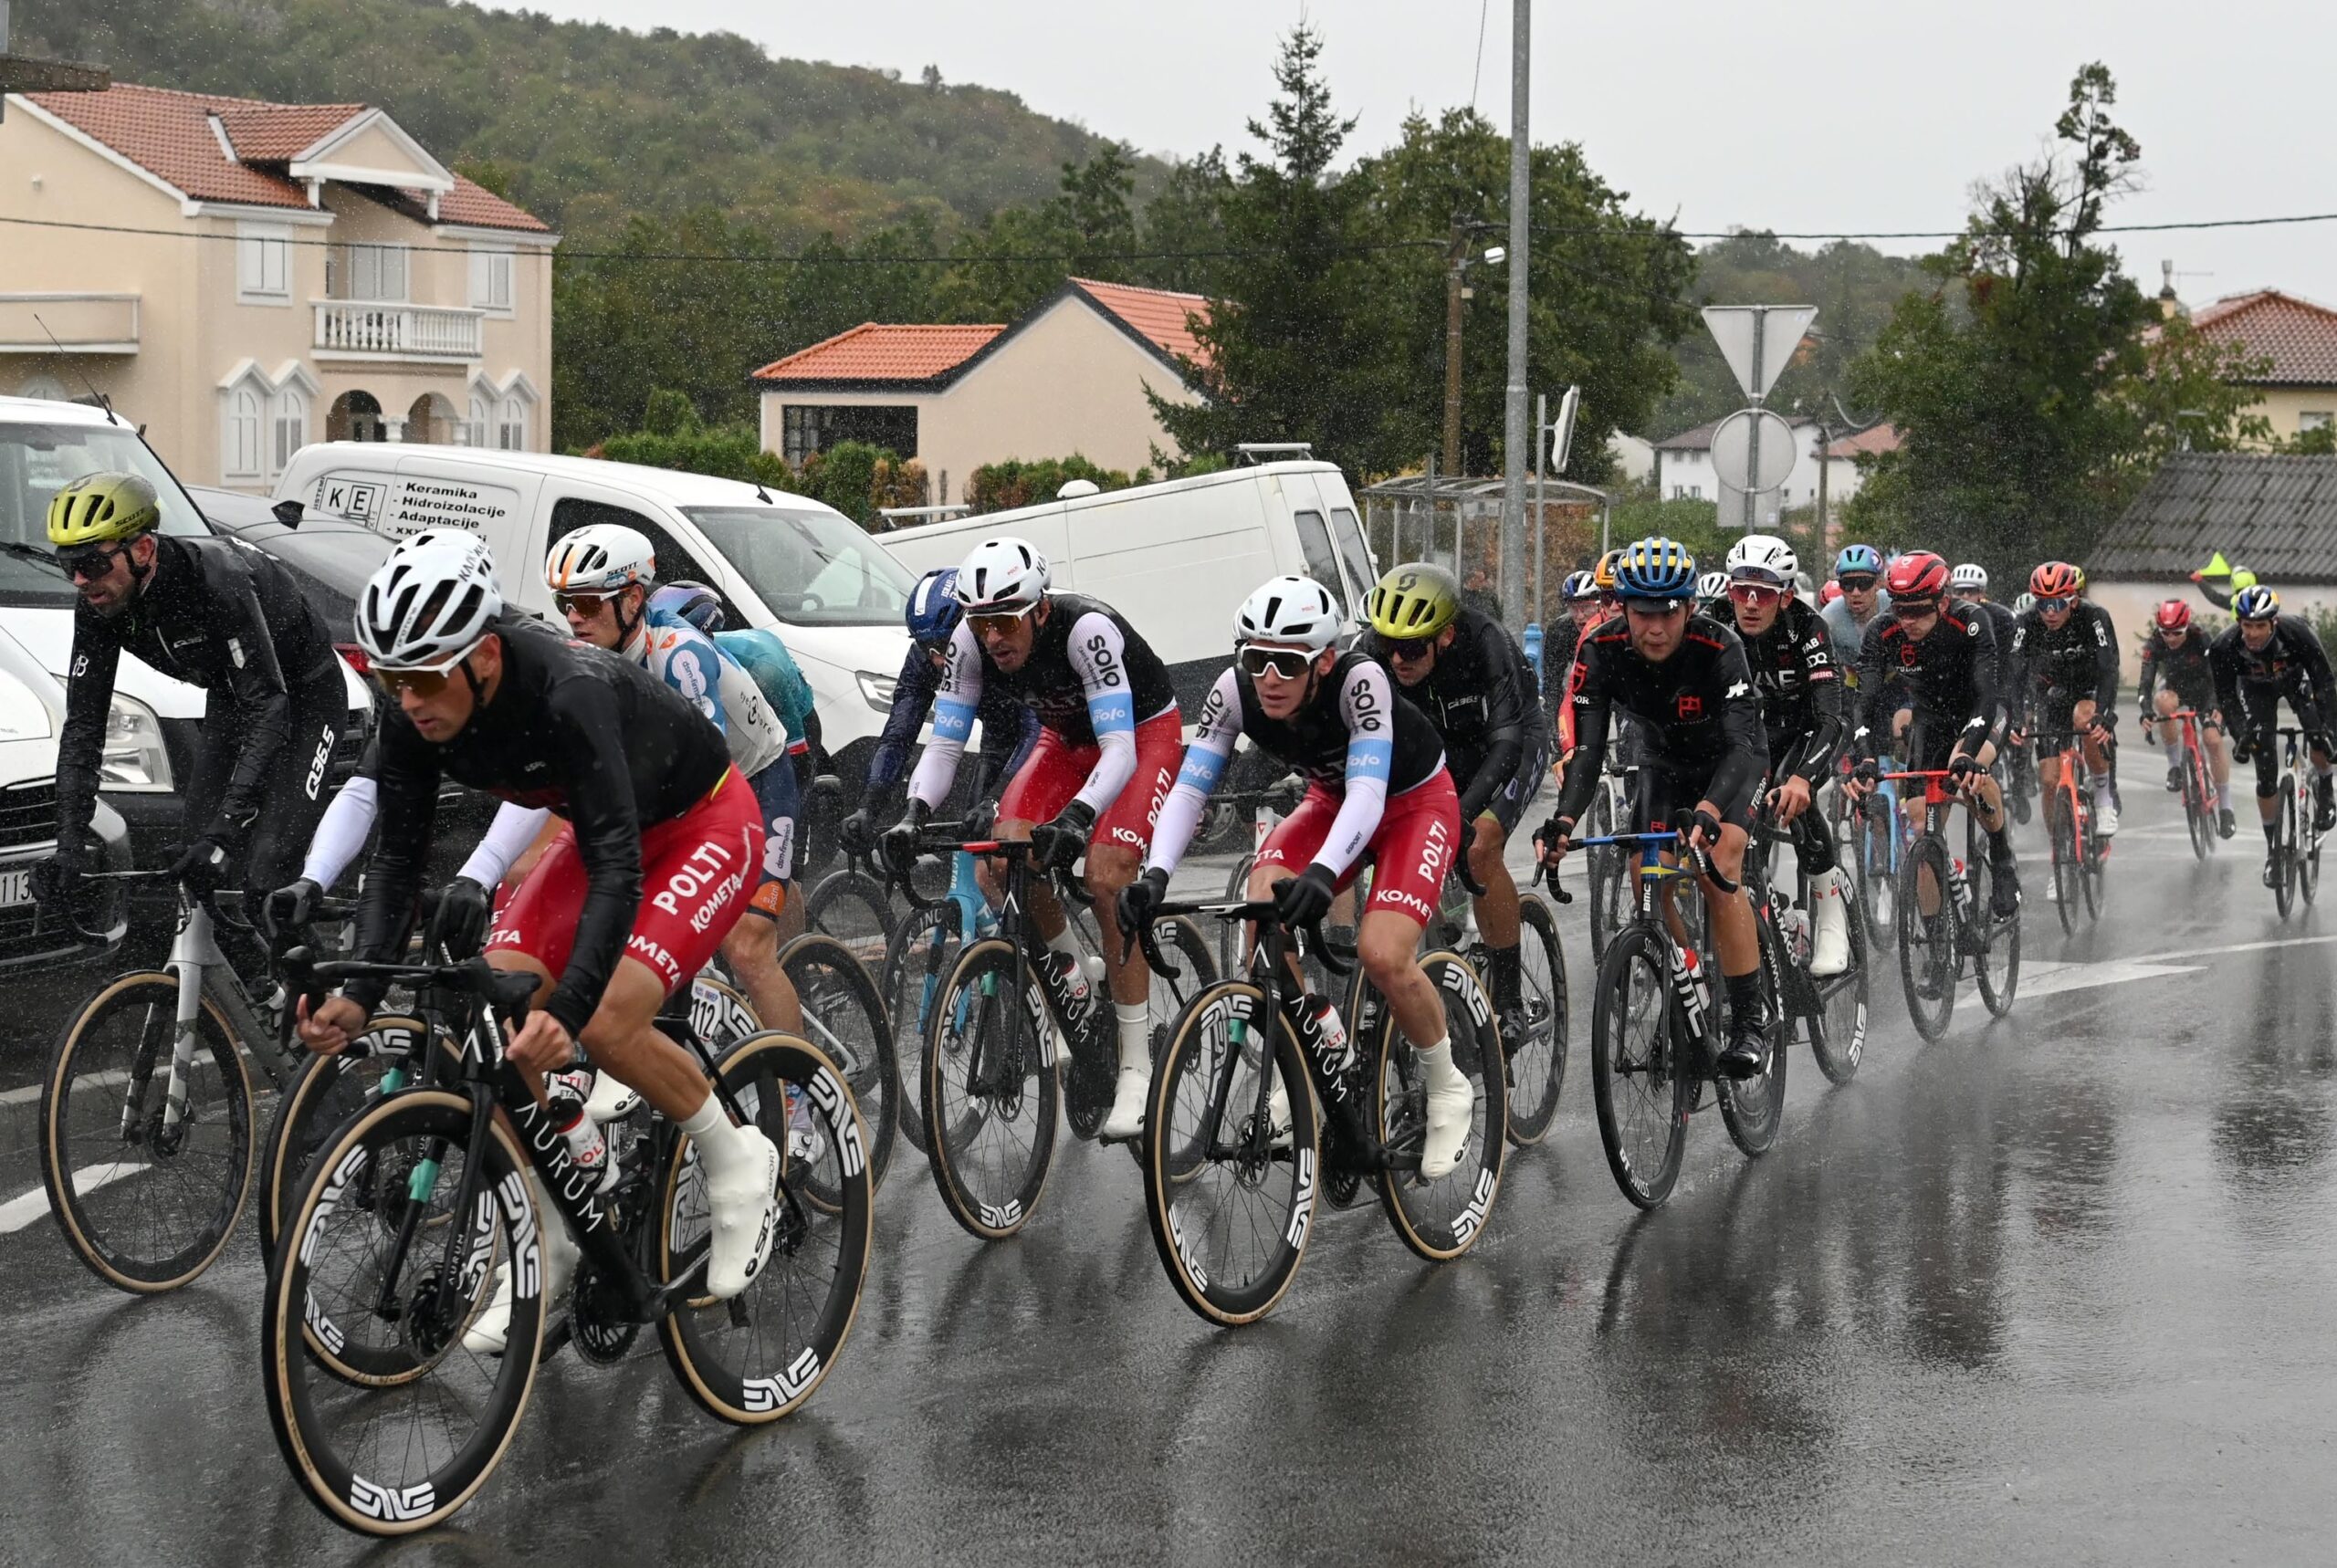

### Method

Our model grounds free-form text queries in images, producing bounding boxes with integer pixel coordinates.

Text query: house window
[497,392,529,451]
[464,393,489,447]
[341,243,409,302]
[2304,412,2334,433]
[237,223,291,305]
[222,383,265,480]
[781,403,917,465]
[469,246,515,315]
[270,384,309,479]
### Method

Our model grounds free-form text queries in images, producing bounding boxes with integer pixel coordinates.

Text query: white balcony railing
[312,300,483,359]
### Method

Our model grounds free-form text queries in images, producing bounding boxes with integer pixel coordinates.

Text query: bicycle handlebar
[1557,829,1739,895]
[280,946,539,1027]
[1132,895,1354,980]
[884,823,1094,912]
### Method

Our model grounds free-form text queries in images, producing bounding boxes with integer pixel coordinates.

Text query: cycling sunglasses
[1726,580,1785,606]
[1891,598,1940,619]
[552,591,617,619]
[1837,574,1880,593]
[57,542,130,581]
[1239,645,1315,681]
[967,607,1035,636]
[369,639,485,699]
[1385,635,1437,662]
[2035,595,2075,614]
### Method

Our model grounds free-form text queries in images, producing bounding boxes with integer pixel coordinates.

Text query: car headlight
[855,671,897,712]
[100,692,173,790]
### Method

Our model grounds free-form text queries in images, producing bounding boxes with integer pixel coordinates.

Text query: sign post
[1701,305,1816,532]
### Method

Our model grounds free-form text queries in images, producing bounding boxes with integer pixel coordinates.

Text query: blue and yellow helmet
[1615,537,1698,602]
[2234,584,2280,622]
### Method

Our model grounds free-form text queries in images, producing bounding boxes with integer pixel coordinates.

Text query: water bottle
[546,1070,613,1191]
[1951,858,1975,927]
[1287,991,1359,1105]
[1669,945,1712,1040]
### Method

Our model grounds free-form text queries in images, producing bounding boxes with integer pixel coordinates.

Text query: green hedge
[965,455,1144,515]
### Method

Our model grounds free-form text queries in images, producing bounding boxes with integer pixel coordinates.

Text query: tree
[1148,25,1389,476]
[1845,63,2181,573]
[1139,150,1235,296]
[934,143,1140,322]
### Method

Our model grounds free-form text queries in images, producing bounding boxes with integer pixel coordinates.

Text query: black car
[185,486,390,643]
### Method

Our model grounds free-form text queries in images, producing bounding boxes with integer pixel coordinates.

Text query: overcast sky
[492,0,2337,307]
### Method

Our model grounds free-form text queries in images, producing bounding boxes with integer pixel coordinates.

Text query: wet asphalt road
[5,753,2335,1566]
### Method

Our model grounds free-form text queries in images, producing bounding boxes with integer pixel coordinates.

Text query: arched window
[497,392,529,451]
[465,393,489,446]
[222,383,265,481]
[271,383,310,479]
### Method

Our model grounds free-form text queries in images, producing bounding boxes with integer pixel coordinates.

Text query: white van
[877,460,1378,711]
[271,444,915,789]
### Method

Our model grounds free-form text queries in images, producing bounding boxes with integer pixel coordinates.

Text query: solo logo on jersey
[1085,632,1124,687]
[1348,677,1384,732]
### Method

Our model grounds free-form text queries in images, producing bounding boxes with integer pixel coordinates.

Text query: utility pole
[1442,215,1470,477]
[1500,0,1531,627]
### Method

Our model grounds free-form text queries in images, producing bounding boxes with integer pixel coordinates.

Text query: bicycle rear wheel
[1719,918,1788,1158]
[41,971,255,1293]
[922,938,1059,1239]
[1141,981,1320,1326]
[1587,789,1623,957]
[2184,753,2212,861]
[263,1090,538,1536]
[2049,796,2081,935]
[1895,836,1956,1042]
[880,903,962,1157]
[2079,801,2105,923]
[802,867,896,967]
[1219,853,1256,977]
[1856,802,1895,946]
[1807,873,1868,1085]
[1968,854,2020,1019]
[659,1030,873,1423]
[1588,925,1689,1209]
[1504,895,1567,1145]
[781,935,896,1192]
[1374,953,1505,1260]
[2302,803,2322,907]
[260,1015,456,1260]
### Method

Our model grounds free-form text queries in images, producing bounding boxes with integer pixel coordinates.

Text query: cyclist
[2209,585,2337,885]
[1357,562,1549,1048]
[545,524,802,1038]
[33,472,348,937]
[1536,538,1774,1077]
[296,541,779,1348]
[2006,560,2122,838]
[1822,543,1894,668]
[1696,570,1731,615]
[1722,535,1851,976]
[1121,574,1477,1176]
[650,580,823,797]
[1547,569,1609,674]
[879,538,1183,1140]
[839,568,1038,853]
[2138,598,2235,839]
[266,528,549,955]
[1845,549,2020,917]
[1950,562,2032,821]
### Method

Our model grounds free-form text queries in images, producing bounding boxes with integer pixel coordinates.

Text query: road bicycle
[1881,768,2019,1041]
[1746,807,1868,1086]
[36,869,320,1292]
[890,823,1213,1240]
[262,947,872,1536]
[1128,894,1504,1325]
[1567,829,1786,1210]
[2270,726,2324,920]
[2154,706,2223,862]
[2038,735,2108,931]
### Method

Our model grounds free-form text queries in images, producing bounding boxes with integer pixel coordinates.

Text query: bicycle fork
[122,904,227,1151]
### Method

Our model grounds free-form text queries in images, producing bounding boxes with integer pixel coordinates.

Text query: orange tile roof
[1070,277,1212,369]
[750,322,1007,384]
[2191,290,2337,386]
[1821,423,1901,460]
[24,81,548,232]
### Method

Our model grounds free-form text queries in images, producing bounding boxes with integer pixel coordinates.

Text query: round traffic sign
[1710,408,1798,493]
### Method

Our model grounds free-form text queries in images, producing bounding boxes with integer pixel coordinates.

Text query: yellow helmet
[47,471,161,549]
[1367,562,1461,641]
[1592,549,1622,591]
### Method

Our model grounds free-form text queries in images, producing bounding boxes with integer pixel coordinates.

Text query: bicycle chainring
[569,1260,639,1364]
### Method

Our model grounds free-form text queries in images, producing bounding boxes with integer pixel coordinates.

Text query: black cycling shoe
[2265,852,2284,889]
[2220,808,2238,839]
[2317,786,2335,834]
[1989,860,2021,918]
[2165,765,2184,793]
[1717,1016,1768,1079]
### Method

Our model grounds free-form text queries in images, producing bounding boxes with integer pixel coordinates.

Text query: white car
[0,620,131,965]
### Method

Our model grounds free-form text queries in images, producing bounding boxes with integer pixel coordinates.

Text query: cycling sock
[1114,1002,1149,1072]
[1414,1036,1464,1093]
[1484,942,1522,1012]
[1988,825,2016,863]
[2265,820,2283,848]
[1045,925,1085,967]
[680,1094,751,1177]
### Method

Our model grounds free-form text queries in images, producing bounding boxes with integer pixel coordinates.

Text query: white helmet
[358,540,503,669]
[1725,534,1797,584]
[1697,570,1730,602]
[393,526,492,578]
[545,523,655,594]
[1950,562,1988,591]
[952,537,1050,614]
[1234,574,1343,650]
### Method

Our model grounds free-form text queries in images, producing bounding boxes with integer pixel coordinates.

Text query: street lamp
[1443,224,1507,476]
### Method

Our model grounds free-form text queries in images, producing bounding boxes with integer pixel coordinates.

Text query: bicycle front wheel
[2277,784,2300,920]
[781,934,897,1192]
[1807,870,1868,1085]
[1895,836,1956,1042]
[1141,981,1320,1326]
[1504,894,1568,1145]
[1588,925,1689,1209]
[1375,952,1505,1260]
[1719,919,1788,1158]
[263,1089,538,1536]
[802,866,896,966]
[2184,753,2213,861]
[2049,795,2081,934]
[259,1015,457,1260]
[922,938,1059,1239]
[659,1030,873,1424]
[41,971,255,1292]
[880,902,963,1157]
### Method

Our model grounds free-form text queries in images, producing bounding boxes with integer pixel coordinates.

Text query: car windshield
[683,506,915,627]
[0,420,208,600]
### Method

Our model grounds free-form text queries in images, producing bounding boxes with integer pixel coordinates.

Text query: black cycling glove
[1116,865,1169,945]
[169,837,232,898]
[836,807,878,858]
[263,877,322,939]
[1029,800,1095,875]
[877,800,930,879]
[431,875,495,960]
[1273,863,1338,929]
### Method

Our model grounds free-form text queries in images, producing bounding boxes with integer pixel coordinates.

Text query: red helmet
[1818,580,1842,607]
[2029,560,2083,600]
[1884,550,1949,601]
[2154,598,2192,632]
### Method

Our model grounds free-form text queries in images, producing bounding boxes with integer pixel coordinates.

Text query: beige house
[751,277,1209,505]
[2176,288,2337,446]
[0,82,554,491]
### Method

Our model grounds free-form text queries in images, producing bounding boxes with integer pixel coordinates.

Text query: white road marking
[2011,957,2204,1000]
[0,1069,128,1109]
[0,1162,146,1234]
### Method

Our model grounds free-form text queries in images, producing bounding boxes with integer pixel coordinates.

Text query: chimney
[2158,259,2184,320]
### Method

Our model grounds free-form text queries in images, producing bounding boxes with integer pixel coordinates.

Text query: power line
[1539,211,2337,242]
